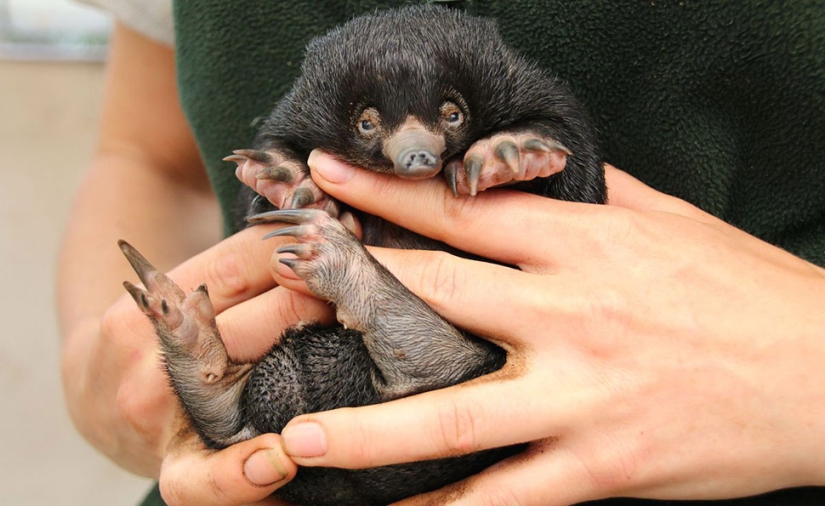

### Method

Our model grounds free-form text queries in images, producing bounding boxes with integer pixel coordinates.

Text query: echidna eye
[357,107,381,137]
[440,101,464,128]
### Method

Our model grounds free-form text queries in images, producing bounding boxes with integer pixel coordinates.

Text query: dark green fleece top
[173,0,824,266]
[139,1,825,504]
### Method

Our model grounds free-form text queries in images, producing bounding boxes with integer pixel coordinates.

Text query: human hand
[64,225,335,505]
[272,151,825,504]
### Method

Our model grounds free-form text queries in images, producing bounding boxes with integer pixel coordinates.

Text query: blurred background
[1,0,154,504]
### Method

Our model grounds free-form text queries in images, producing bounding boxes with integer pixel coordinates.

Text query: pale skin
[59,21,825,506]
[282,152,825,505]
[58,23,314,505]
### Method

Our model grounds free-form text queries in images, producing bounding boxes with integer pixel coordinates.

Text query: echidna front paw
[226,149,339,216]
[248,209,364,303]
[444,133,571,196]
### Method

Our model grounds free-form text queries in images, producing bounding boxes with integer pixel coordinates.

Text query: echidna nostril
[394,148,442,179]
[405,151,438,169]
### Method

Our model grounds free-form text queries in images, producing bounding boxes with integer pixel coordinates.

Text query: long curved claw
[276,243,314,258]
[119,240,157,287]
[222,154,248,164]
[257,165,295,183]
[550,140,573,156]
[493,140,520,174]
[279,257,299,271]
[119,240,187,303]
[527,138,572,156]
[262,225,309,241]
[291,187,316,209]
[444,162,459,198]
[230,149,274,164]
[123,280,149,310]
[522,138,551,153]
[247,208,321,225]
[464,154,483,197]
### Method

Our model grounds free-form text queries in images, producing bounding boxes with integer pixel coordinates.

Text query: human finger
[273,244,553,342]
[604,164,717,222]
[216,285,335,362]
[308,150,604,267]
[159,432,296,506]
[365,247,568,341]
[131,224,284,315]
[280,375,576,469]
[120,225,334,361]
[395,442,597,506]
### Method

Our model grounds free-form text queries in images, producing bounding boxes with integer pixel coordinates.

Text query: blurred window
[0,0,111,61]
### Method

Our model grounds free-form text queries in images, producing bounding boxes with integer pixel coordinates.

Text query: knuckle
[591,207,637,251]
[417,251,463,313]
[99,298,140,343]
[113,370,169,442]
[158,473,187,506]
[205,249,251,301]
[441,189,482,228]
[114,381,141,429]
[114,376,164,439]
[275,289,307,326]
[589,285,632,325]
[582,450,644,497]
[160,457,235,506]
[564,284,634,349]
[344,414,378,467]
[98,306,120,340]
[102,307,166,438]
[435,397,484,456]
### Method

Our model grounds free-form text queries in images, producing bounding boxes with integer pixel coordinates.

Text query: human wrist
[61,309,169,478]
[797,276,825,486]
[61,318,110,453]
[767,269,825,488]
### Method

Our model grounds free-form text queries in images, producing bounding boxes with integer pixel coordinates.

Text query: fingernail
[282,422,327,458]
[244,448,288,486]
[308,150,355,184]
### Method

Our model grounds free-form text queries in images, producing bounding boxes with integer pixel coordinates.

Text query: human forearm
[58,154,220,341]
[58,153,221,475]
[57,21,223,476]
[57,23,319,502]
